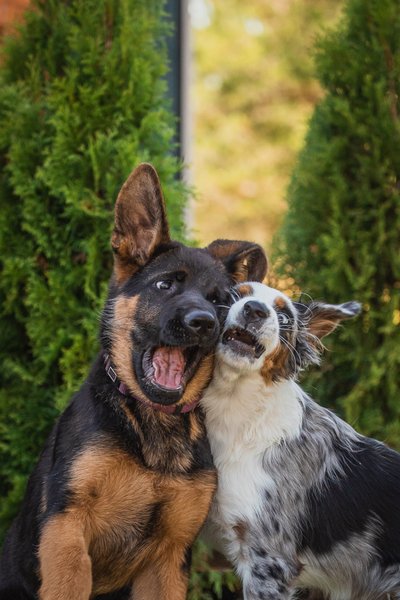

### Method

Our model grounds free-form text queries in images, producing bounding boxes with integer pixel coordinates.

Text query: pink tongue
[152,347,186,389]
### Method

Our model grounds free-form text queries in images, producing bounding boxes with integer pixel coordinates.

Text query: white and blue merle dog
[202,282,400,600]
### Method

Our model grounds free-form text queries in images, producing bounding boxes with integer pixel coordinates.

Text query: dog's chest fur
[64,445,215,594]
[202,367,400,599]
[202,367,304,558]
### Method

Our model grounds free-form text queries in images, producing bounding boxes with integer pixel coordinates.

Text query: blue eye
[156,280,172,290]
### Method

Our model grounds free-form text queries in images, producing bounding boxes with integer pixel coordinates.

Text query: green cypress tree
[275,0,400,448]
[0,0,187,539]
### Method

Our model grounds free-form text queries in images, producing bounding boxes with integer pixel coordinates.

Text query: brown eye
[207,293,219,305]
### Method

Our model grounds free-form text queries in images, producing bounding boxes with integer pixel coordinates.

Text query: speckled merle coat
[201,282,400,600]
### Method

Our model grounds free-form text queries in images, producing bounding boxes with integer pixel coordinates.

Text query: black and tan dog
[0,164,267,600]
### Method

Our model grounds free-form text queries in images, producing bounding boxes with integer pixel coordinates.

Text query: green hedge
[275,0,400,448]
[0,0,188,540]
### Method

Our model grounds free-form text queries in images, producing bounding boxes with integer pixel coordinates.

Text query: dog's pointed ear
[111,163,171,283]
[297,300,361,339]
[206,240,268,283]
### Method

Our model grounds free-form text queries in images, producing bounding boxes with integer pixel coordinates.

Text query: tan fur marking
[309,317,340,340]
[111,294,146,401]
[132,545,190,600]
[151,556,188,600]
[207,241,240,261]
[159,471,216,544]
[46,446,217,596]
[179,352,214,407]
[133,471,216,598]
[233,520,248,543]
[39,513,92,600]
[236,284,253,298]
[189,410,203,441]
[130,566,164,599]
[69,447,155,526]
[68,447,156,593]
[274,296,287,309]
[261,344,290,384]
[233,262,249,283]
[112,256,138,285]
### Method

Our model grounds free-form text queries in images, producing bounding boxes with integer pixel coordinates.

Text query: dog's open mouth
[222,327,265,359]
[141,345,202,397]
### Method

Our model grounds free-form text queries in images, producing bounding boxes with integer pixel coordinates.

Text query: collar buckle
[102,351,199,415]
[107,365,117,383]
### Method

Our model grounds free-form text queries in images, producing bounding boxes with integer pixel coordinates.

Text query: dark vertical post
[165,0,190,167]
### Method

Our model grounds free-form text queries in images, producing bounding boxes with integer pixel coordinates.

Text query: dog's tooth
[174,373,182,388]
[153,361,160,380]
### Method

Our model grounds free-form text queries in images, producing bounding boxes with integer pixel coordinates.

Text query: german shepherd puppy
[0,164,267,600]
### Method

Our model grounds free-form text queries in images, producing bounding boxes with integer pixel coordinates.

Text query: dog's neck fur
[201,367,305,563]
[202,365,304,462]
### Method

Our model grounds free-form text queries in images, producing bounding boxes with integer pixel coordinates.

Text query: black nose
[184,310,216,336]
[243,300,269,322]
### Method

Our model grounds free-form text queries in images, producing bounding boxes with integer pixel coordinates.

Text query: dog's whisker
[230,287,241,301]
[279,335,301,365]
[298,291,314,304]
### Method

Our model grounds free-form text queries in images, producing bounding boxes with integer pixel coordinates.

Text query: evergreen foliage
[0,0,187,540]
[276,0,400,448]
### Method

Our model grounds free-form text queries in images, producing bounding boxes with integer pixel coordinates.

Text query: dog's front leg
[241,551,299,600]
[38,513,92,600]
[131,544,190,600]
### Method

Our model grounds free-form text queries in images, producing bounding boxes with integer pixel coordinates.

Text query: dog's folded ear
[297,300,361,339]
[111,163,171,283]
[206,240,267,283]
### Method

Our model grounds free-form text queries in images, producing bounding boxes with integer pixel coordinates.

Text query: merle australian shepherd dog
[0,164,267,600]
[202,281,400,600]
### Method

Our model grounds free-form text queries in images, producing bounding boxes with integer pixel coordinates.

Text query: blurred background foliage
[191,0,341,249]
[276,0,400,448]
